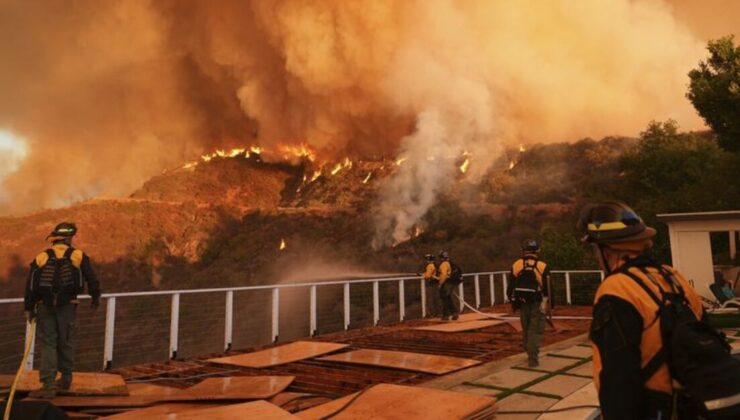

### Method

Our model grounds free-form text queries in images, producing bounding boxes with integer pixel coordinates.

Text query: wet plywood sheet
[126,383,184,397]
[47,376,293,408]
[175,376,294,400]
[506,320,523,332]
[317,349,481,374]
[168,400,297,419]
[208,341,348,368]
[0,371,128,395]
[45,395,160,408]
[413,320,506,333]
[296,383,495,420]
[106,403,211,419]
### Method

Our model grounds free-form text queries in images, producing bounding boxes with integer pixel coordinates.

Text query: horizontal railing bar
[0,269,603,304]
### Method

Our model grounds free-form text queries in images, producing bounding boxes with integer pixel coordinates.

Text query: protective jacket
[507,255,550,302]
[423,262,436,281]
[437,261,451,285]
[591,259,703,418]
[24,243,100,311]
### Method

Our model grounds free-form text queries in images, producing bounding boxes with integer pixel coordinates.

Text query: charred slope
[1,137,638,295]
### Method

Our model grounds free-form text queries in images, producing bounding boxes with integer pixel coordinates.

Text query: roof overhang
[657,211,740,223]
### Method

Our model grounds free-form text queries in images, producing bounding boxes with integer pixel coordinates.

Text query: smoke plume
[0,0,732,244]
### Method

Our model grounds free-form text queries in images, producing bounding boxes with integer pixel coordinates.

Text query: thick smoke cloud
[0,0,731,244]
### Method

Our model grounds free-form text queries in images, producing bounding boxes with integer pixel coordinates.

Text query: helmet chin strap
[595,245,612,274]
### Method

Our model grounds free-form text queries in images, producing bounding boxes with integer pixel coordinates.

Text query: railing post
[224,291,233,352]
[502,273,509,302]
[474,275,481,309]
[420,278,427,318]
[310,285,317,336]
[489,274,495,306]
[103,297,116,370]
[398,280,405,322]
[458,282,464,312]
[344,283,350,330]
[373,281,379,326]
[271,288,279,343]
[565,272,572,305]
[169,293,180,360]
[25,319,36,371]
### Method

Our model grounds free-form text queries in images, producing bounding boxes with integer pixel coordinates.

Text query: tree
[687,36,740,152]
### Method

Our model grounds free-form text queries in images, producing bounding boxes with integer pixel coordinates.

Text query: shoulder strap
[62,247,75,259]
[45,249,56,260]
[620,268,662,307]
[619,267,669,384]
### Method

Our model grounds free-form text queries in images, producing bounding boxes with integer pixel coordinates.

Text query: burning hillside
[0,136,603,296]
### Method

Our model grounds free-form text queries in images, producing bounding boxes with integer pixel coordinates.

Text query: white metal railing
[0,269,602,370]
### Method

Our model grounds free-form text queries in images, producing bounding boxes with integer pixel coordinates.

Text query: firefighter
[421,254,440,318]
[24,222,101,399]
[437,251,459,321]
[507,239,550,367]
[578,202,705,419]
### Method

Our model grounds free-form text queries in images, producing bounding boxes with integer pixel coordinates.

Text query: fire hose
[3,319,36,420]
[452,291,593,321]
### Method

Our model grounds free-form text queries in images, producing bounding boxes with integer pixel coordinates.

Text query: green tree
[687,36,740,152]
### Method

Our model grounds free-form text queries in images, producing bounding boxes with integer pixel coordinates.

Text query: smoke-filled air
[0,0,733,245]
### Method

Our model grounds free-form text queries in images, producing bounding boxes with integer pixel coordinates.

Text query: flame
[215,149,226,157]
[342,157,353,169]
[228,148,245,157]
[279,144,316,161]
[279,239,286,250]
[519,144,526,153]
[395,157,408,166]
[459,158,470,174]
[201,154,213,162]
[508,160,516,170]
[310,170,322,182]
[412,224,424,238]
[330,162,343,175]
[250,146,263,155]
[183,162,198,170]
[362,172,372,183]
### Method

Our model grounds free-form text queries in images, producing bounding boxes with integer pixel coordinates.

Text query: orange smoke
[0,0,731,216]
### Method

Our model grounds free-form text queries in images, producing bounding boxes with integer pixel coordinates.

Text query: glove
[91,295,100,310]
[540,297,550,314]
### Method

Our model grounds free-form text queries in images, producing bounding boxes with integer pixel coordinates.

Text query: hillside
[2,130,735,297]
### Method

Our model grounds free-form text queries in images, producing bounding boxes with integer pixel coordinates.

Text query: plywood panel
[208,341,348,368]
[507,320,523,332]
[175,376,294,400]
[127,383,184,397]
[47,376,294,407]
[317,349,481,374]
[106,403,211,419]
[296,383,494,420]
[5,371,128,395]
[413,320,506,333]
[168,400,297,419]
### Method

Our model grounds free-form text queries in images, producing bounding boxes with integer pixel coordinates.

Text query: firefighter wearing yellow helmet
[579,203,740,419]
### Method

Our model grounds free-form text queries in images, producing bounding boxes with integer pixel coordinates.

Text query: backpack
[448,262,463,285]
[622,264,740,419]
[513,257,542,303]
[32,248,81,297]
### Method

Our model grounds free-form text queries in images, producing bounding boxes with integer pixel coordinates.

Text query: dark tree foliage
[616,120,740,261]
[687,36,740,152]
